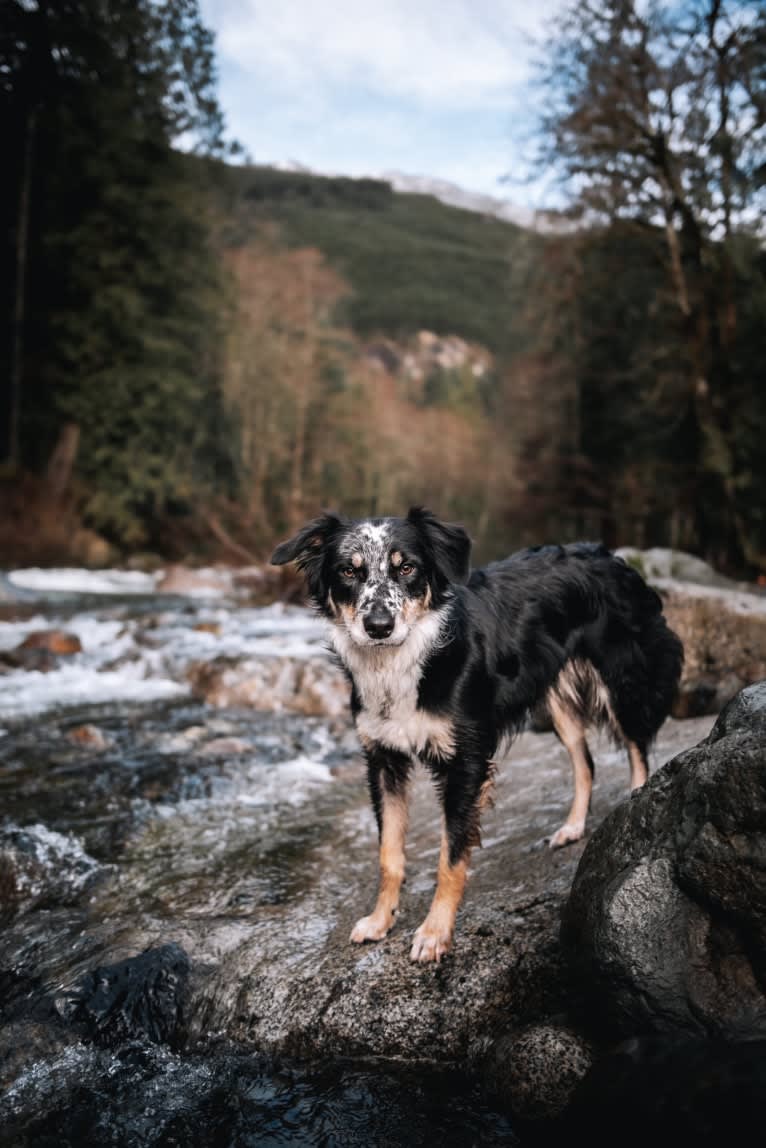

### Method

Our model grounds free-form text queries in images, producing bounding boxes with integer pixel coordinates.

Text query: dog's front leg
[350,744,412,944]
[410,757,490,963]
[409,826,470,963]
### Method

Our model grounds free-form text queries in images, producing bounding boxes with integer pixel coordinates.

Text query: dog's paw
[548,820,585,849]
[409,922,452,963]
[350,912,394,944]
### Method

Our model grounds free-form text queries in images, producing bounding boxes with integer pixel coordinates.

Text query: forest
[2,0,765,573]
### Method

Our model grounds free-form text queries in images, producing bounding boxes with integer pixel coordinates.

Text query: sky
[199,0,567,209]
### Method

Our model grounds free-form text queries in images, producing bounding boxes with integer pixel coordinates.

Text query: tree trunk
[9,104,37,468]
[45,422,80,501]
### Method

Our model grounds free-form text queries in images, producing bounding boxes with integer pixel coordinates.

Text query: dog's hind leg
[627,739,649,791]
[547,691,595,849]
[350,745,412,944]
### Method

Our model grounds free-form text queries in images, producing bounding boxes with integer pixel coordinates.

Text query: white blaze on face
[338,521,410,646]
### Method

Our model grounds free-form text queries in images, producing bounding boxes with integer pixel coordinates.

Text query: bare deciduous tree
[537,0,766,565]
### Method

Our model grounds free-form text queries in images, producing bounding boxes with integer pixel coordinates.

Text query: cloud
[203,0,560,111]
[200,0,566,200]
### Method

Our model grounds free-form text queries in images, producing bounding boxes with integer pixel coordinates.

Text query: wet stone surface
[0,579,716,1144]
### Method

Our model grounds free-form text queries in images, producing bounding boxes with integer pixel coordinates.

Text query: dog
[271,507,683,963]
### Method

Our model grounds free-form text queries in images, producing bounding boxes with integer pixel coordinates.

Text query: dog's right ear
[271,513,344,587]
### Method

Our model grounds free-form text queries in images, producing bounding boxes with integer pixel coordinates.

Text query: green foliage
[3,1,765,570]
[3,0,229,544]
[225,166,527,354]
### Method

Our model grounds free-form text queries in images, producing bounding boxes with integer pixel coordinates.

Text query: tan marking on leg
[350,788,409,944]
[548,691,594,849]
[628,741,648,791]
[410,827,469,963]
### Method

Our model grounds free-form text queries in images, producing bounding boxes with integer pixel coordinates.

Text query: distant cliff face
[362,329,493,384]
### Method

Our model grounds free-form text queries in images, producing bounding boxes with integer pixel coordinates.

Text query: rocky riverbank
[1,562,764,1143]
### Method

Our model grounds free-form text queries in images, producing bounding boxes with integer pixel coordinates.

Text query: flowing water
[0,571,520,1146]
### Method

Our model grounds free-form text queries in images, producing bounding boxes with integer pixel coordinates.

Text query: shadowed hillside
[220,164,529,354]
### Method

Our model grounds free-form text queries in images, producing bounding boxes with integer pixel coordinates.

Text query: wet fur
[272,507,684,958]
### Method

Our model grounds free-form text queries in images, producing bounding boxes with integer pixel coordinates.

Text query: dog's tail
[613,558,684,738]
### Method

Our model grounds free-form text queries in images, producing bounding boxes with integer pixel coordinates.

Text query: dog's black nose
[363,607,395,640]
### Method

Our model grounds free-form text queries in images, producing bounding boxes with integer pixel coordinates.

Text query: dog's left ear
[406,506,471,585]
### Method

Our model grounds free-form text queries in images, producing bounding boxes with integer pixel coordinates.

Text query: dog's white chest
[331,611,455,761]
[355,690,455,760]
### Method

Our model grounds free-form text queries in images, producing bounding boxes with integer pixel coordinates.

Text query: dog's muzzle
[363,605,395,640]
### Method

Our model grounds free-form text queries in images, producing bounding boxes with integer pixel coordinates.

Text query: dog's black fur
[272,507,684,961]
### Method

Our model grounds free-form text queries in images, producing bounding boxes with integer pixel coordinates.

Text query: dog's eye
[399,563,415,576]
[341,567,356,579]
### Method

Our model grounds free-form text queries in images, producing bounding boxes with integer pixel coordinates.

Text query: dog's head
[271,507,471,647]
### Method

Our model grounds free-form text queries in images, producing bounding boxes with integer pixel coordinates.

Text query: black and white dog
[272,508,683,963]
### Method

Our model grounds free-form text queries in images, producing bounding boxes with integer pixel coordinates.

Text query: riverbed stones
[481,1022,594,1121]
[18,629,83,655]
[561,680,766,1039]
[65,723,111,751]
[156,565,233,596]
[662,585,766,717]
[616,549,766,718]
[0,824,104,918]
[59,943,191,1048]
[187,654,349,716]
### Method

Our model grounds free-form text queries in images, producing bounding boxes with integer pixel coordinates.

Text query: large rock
[3,718,703,1068]
[18,629,82,654]
[616,549,766,717]
[615,546,747,590]
[187,654,350,717]
[661,584,766,717]
[0,824,105,919]
[156,565,233,597]
[0,708,713,1130]
[561,681,766,1039]
[58,943,190,1048]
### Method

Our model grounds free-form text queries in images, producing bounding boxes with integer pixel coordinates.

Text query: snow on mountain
[380,171,572,233]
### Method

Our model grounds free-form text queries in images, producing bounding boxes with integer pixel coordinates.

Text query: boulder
[192,621,221,635]
[0,824,105,918]
[65,724,111,751]
[18,629,82,655]
[0,628,83,673]
[195,736,251,757]
[481,1022,593,1121]
[616,546,746,590]
[131,718,710,1064]
[187,654,350,717]
[58,943,190,1048]
[561,681,766,1040]
[615,549,766,718]
[661,584,766,717]
[156,565,233,597]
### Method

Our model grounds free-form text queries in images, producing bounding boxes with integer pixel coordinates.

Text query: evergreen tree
[2,0,229,544]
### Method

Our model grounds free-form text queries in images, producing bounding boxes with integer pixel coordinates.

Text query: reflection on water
[2,1043,518,1147]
